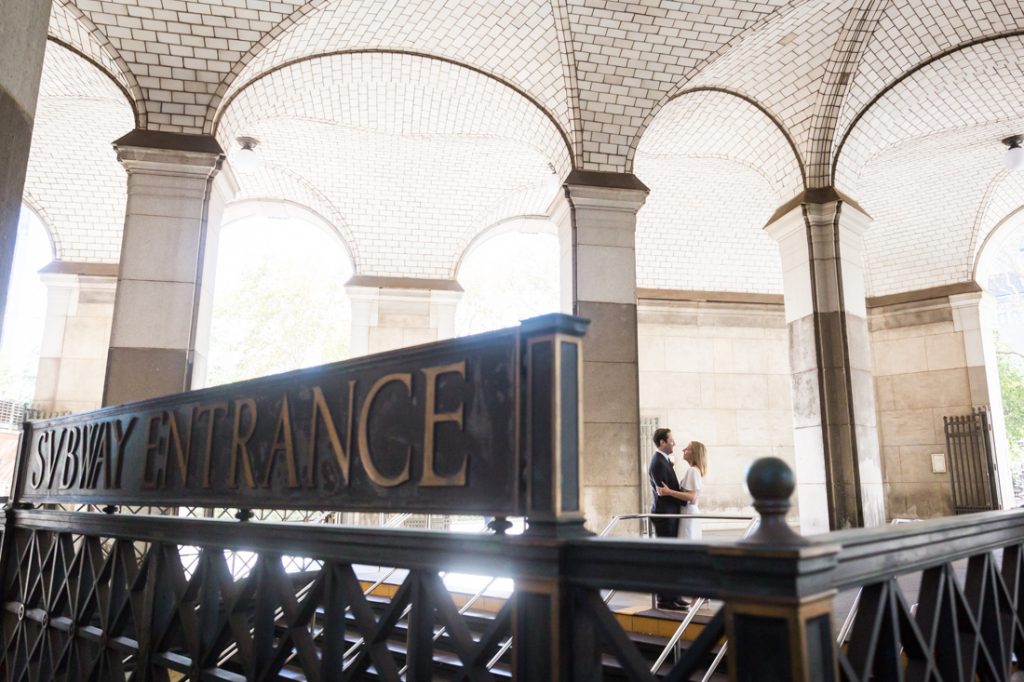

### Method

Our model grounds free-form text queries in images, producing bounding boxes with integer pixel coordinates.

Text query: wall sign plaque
[15,314,588,518]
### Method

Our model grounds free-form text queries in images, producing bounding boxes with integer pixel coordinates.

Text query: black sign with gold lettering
[14,313,593,516]
[14,316,575,516]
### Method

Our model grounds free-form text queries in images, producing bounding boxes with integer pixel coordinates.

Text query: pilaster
[103,130,227,405]
[346,276,463,356]
[549,170,648,533]
[34,262,118,413]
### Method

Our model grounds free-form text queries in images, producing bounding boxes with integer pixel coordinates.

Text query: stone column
[34,262,118,413]
[103,130,226,405]
[950,291,1014,507]
[346,276,462,356]
[765,188,884,532]
[548,170,648,533]
[0,0,52,332]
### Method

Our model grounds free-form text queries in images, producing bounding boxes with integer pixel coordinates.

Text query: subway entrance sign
[15,314,587,520]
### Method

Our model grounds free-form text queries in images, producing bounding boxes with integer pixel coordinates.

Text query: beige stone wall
[637,297,795,521]
[870,298,969,518]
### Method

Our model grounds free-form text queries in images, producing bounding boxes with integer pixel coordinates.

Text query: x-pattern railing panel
[838,544,1024,682]
[0,523,513,682]
[572,585,725,681]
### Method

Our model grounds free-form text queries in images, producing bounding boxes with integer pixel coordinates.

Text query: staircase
[215,577,730,680]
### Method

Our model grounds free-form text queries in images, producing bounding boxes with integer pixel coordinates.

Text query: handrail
[835,518,921,646]
[599,512,756,606]
[599,512,756,537]
[486,513,759,673]
[648,516,759,676]
[12,505,1022,679]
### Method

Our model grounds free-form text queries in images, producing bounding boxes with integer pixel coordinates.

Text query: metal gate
[943,406,1001,513]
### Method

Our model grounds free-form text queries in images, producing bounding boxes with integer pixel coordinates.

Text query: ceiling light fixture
[1003,135,1024,171]
[232,136,261,172]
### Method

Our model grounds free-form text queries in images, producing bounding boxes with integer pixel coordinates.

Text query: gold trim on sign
[572,337,584,516]
[553,335,562,516]
[525,335,554,517]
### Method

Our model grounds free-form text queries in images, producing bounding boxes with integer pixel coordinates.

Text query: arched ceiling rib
[837,36,1024,193]
[970,172,1024,279]
[228,165,360,271]
[48,0,141,118]
[217,0,571,149]
[835,1,1024,158]
[24,41,135,264]
[828,34,1024,296]
[682,0,846,185]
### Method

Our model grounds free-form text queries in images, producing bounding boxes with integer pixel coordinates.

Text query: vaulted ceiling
[28,0,1024,295]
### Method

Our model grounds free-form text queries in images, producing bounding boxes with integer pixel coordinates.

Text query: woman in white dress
[655,441,707,540]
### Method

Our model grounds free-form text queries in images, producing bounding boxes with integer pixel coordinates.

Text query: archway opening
[455,225,560,337]
[631,90,802,523]
[0,207,54,403]
[976,209,1024,505]
[204,213,354,386]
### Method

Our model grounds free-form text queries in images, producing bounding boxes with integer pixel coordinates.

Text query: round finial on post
[742,457,808,545]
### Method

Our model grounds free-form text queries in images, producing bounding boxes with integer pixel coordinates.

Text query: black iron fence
[3,470,1024,680]
[2,316,1023,680]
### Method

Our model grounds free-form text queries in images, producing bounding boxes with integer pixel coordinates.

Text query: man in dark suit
[648,427,687,610]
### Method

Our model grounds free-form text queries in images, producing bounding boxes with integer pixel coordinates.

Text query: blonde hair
[688,441,708,477]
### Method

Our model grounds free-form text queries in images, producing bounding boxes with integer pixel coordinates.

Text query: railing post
[711,457,840,682]
[512,314,590,680]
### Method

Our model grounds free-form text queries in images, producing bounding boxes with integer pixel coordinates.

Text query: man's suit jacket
[648,451,685,538]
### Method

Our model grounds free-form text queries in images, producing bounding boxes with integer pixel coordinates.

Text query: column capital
[549,170,649,220]
[113,129,223,176]
[344,275,463,291]
[38,260,119,286]
[948,289,989,310]
[764,188,871,243]
[344,275,463,299]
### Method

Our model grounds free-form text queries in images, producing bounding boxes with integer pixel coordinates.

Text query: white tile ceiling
[28,0,1024,294]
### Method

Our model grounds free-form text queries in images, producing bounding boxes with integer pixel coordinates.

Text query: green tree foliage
[205,220,352,386]
[455,231,559,336]
[998,348,1024,464]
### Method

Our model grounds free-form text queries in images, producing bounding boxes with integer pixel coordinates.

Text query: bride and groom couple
[647,427,707,612]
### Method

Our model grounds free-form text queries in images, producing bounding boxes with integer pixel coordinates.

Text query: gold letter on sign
[420,361,467,487]
[228,399,258,489]
[358,373,412,487]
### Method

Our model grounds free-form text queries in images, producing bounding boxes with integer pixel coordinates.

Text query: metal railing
[599,513,757,679]
[4,486,1024,679]
[0,400,69,430]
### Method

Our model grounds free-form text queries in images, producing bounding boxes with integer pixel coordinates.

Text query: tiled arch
[216,51,571,280]
[47,0,144,126]
[834,32,1024,192]
[212,49,576,174]
[969,172,1024,280]
[626,86,806,191]
[222,197,357,272]
[207,0,574,149]
[633,88,802,294]
[835,34,1024,296]
[23,40,135,264]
